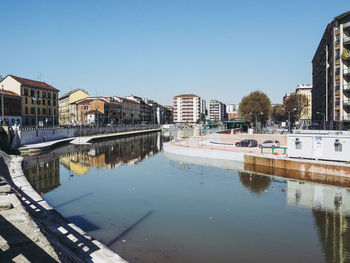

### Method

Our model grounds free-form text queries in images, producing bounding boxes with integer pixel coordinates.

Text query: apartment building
[113,97,140,124]
[226,104,240,120]
[312,10,350,129]
[173,94,204,123]
[295,84,312,125]
[0,75,59,126]
[0,89,22,125]
[59,89,90,125]
[209,99,226,122]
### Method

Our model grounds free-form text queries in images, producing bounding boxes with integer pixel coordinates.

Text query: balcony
[344,36,350,45]
[342,49,350,60]
[344,67,350,75]
[344,21,350,30]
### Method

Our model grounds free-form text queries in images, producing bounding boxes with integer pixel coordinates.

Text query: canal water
[23,131,350,263]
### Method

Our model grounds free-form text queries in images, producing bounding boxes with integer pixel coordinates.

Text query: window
[38,108,40,114]
[42,99,45,105]
[24,89,28,96]
[53,100,56,106]
[25,107,28,114]
[31,107,35,114]
[53,93,56,99]
[25,97,28,104]
[42,92,46,98]
[43,108,46,115]
[31,98,34,104]
[30,90,34,96]
[49,108,51,115]
[48,92,51,98]
[48,100,51,106]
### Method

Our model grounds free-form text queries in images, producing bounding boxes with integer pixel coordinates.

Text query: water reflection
[24,158,60,194]
[238,171,271,195]
[24,132,166,192]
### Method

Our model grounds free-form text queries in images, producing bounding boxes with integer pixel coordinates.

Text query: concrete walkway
[70,128,161,145]
[2,155,127,263]
[18,138,74,155]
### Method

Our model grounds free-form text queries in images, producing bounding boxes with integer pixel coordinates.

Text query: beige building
[296,84,312,124]
[113,97,140,124]
[173,94,204,123]
[59,89,90,125]
[0,75,59,126]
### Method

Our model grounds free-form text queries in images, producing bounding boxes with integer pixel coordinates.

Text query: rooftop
[7,75,59,92]
[59,88,89,100]
[174,94,199,98]
[1,89,22,98]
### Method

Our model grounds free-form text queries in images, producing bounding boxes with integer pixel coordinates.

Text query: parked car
[259,140,280,148]
[235,139,258,147]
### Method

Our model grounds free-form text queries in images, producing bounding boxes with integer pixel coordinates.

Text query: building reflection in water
[287,180,350,263]
[60,133,164,175]
[24,158,60,194]
[24,132,165,194]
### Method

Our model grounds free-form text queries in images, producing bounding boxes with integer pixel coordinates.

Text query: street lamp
[249,112,263,133]
[32,94,41,136]
[316,111,326,130]
[1,85,4,126]
[282,108,296,133]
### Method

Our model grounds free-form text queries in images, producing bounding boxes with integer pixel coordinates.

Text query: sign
[314,136,323,158]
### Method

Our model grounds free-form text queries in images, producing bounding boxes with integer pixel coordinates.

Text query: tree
[271,104,284,124]
[283,94,309,123]
[239,91,271,126]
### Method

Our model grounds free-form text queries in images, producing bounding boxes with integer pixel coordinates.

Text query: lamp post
[317,111,326,130]
[249,112,263,133]
[32,94,41,136]
[1,85,4,126]
[282,108,296,133]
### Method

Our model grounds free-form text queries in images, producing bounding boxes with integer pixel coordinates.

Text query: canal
[23,131,350,263]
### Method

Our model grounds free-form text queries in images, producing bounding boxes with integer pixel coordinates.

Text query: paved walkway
[18,138,74,154]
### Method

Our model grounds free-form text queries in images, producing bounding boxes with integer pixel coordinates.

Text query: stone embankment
[0,150,127,263]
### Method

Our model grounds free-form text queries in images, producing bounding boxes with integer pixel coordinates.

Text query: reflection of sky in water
[24,132,350,263]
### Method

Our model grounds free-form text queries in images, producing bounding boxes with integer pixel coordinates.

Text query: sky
[1,0,349,106]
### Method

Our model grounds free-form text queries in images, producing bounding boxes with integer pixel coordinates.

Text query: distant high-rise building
[209,100,226,122]
[173,94,204,123]
[295,84,312,125]
[312,10,350,129]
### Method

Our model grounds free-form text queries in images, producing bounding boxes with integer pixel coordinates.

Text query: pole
[288,111,291,133]
[35,95,38,136]
[255,114,257,133]
[323,114,326,130]
[53,106,55,135]
[1,85,4,126]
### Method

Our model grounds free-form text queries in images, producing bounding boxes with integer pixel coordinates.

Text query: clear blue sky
[1,0,348,105]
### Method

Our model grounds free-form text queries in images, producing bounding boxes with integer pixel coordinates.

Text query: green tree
[239,91,271,126]
[271,104,284,123]
[283,93,309,123]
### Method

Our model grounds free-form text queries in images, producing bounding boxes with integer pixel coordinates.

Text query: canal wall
[12,125,160,147]
[210,133,287,145]
[0,151,127,263]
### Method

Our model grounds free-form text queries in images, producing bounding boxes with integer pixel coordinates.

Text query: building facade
[59,89,89,125]
[226,104,240,120]
[312,11,350,129]
[295,84,312,125]
[173,94,204,123]
[209,99,226,122]
[0,89,22,125]
[0,75,59,126]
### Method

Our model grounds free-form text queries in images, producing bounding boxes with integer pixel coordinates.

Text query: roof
[2,90,21,98]
[174,94,199,98]
[8,75,59,92]
[76,97,109,105]
[60,88,89,99]
[335,10,350,21]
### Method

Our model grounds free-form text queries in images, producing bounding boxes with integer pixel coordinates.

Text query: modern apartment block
[0,75,59,126]
[312,11,350,129]
[226,104,240,120]
[173,94,204,123]
[209,99,226,122]
[296,84,312,125]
